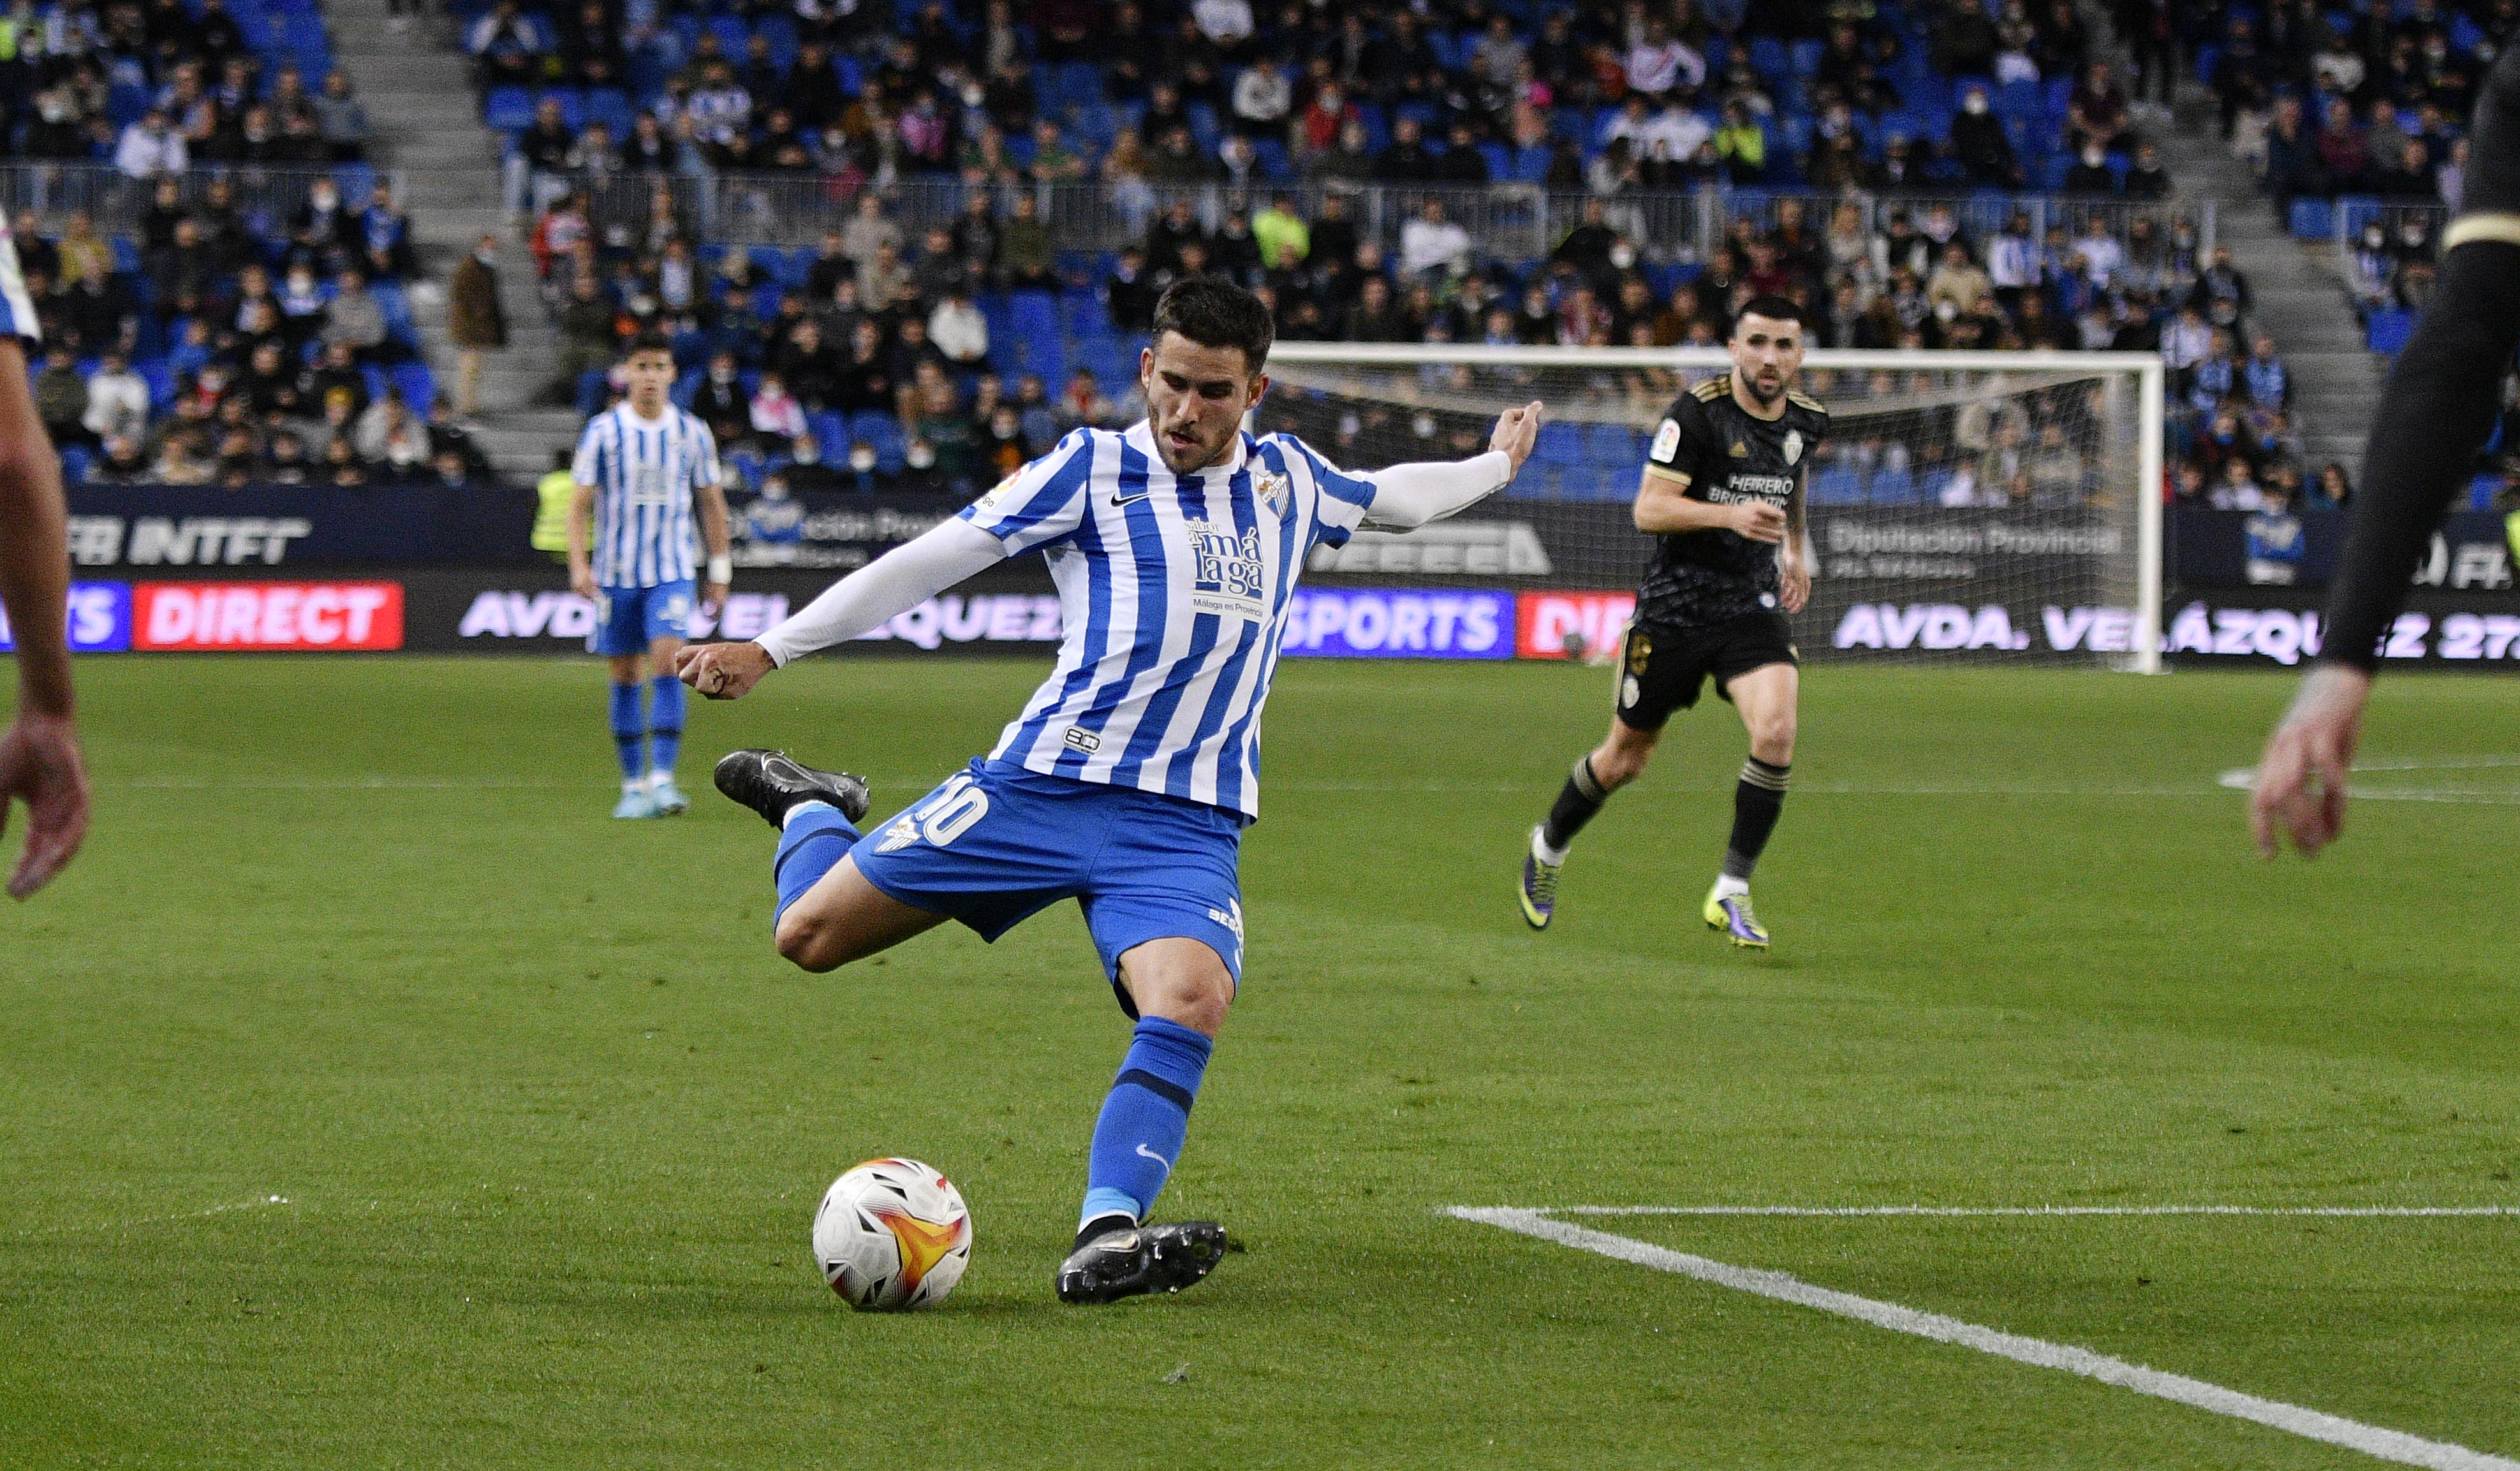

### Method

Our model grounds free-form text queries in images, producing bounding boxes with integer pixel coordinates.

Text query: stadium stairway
[330,0,575,481]
[2158,117,2384,476]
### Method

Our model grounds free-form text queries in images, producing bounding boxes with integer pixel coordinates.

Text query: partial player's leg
[644,633,689,814]
[1704,658,1797,949]
[1520,622,1694,929]
[1058,936,1234,1305]
[1058,796,1244,1303]
[712,749,941,970]
[606,650,652,819]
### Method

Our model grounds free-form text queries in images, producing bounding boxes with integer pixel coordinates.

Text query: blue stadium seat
[1868,464,1918,504]
[1748,36,1790,83]
[1532,421,1585,470]
[393,362,437,411]
[483,87,534,129]
[584,87,635,135]
[2366,309,2414,355]
[1808,465,1866,504]
[2288,198,2334,239]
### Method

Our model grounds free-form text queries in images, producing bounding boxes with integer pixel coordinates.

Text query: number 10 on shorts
[875,773,991,853]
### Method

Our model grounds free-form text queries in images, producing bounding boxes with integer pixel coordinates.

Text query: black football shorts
[1613,611,1798,731]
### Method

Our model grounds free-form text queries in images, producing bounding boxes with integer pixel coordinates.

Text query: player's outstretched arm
[0,338,90,898]
[1356,401,1542,529]
[677,516,1006,699]
[2251,41,2520,857]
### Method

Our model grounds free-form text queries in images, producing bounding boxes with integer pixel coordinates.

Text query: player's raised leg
[711,748,943,970]
[1521,705,1660,929]
[605,649,652,819]
[1058,936,1231,1305]
[1704,661,1797,949]
[644,631,689,814]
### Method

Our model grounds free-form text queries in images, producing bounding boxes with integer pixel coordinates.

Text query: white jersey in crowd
[0,212,39,344]
[571,402,721,589]
[959,420,1380,819]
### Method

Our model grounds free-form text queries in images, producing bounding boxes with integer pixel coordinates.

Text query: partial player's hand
[1778,555,1811,613]
[570,564,597,601]
[1732,501,1788,543]
[0,710,91,899]
[2250,662,2371,858]
[675,639,774,701]
[1489,400,1543,476]
[702,580,729,617]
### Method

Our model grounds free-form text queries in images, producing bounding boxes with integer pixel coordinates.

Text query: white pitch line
[12,1195,293,1238]
[1549,1204,2520,1218]
[1449,1207,2520,1471]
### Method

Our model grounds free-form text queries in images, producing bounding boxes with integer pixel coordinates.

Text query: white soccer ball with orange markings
[811,1157,973,1311]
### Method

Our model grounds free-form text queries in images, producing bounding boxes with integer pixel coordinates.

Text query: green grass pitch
[6,654,2519,1468]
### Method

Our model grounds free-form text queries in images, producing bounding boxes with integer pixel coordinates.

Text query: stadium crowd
[11,186,492,489]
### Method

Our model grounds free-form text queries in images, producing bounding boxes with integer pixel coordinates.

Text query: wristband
[707,555,733,585]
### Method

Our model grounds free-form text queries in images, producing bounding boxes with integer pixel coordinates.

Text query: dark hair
[1732,295,1805,337]
[626,329,675,361]
[1151,275,1273,373]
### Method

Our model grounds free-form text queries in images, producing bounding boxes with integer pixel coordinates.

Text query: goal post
[1257,345,2165,674]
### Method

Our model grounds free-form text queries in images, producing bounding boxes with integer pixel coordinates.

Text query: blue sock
[773,802,861,927]
[608,682,644,782]
[1080,1017,1213,1229]
[647,676,684,779]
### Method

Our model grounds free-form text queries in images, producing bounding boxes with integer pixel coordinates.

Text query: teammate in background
[674,278,1540,1303]
[0,212,88,898]
[2252,40,2520,856]
[1518,297,1825,948]
[566,332,731,819]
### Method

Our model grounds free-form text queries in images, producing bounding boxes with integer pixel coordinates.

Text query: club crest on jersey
[1728,440,1749,458]
[1649,418,1681,463]
[1255,468,1290,515]
[1783,430,1804,465]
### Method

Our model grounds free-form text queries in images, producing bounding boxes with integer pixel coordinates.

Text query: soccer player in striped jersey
[0,206,89,897]
[565,332,732,819]
[676,278,1542,1303]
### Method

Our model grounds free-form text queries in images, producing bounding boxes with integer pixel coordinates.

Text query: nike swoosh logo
[1135,1143,1174,1173]
[1110,490,1151,506]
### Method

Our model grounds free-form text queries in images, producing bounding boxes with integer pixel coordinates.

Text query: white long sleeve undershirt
[1357,450,1515,529]
[750,448,1517,666]
[753,516,1006,666]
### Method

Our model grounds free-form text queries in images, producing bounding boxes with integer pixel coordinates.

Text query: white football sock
[1531,825,1569,867]
[782,800,837,829]
[1712,874,1750,900]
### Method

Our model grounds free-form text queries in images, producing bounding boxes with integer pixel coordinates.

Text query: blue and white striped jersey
[571,402,721,589]
[0,212,40,344]
[959,420,1378,820]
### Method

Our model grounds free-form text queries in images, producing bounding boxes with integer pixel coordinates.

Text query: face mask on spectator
[1610,242,1636,270]
[850,444,878,472]
[906,443,936,470]
[1964,93,1988,114]
[2082,146,2104,168]
[711,363,735,383]
[792,439,820,464]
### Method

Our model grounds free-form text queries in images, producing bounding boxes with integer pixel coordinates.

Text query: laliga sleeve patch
[1649,418,1683,465]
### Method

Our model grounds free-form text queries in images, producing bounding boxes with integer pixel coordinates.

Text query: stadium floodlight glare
[1261,345,2166,674]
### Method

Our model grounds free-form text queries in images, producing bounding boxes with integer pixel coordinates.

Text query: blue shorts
[590,580,694,656]
[851,758,1246,1014]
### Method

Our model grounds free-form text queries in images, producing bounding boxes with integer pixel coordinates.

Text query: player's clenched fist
[676,639,775,700]
[1489,400,1544,474]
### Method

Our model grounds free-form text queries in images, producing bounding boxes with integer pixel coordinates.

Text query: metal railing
[0,161,404,236]
[570,170,2216,267]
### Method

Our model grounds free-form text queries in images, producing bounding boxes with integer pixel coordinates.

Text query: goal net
[1258,346,2163,672]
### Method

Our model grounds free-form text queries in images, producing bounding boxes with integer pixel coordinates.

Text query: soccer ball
[811,1157,973,1312]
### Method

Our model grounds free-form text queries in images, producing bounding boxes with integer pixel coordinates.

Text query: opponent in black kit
[2252,38,2520,857]
[1518,297,1825,947]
